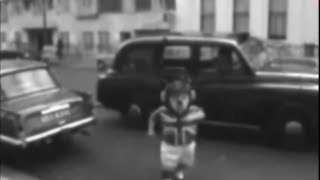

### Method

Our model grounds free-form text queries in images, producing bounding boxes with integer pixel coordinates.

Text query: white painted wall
[249,0,269,39]
[287,0,319,45]
[287,0,304,44]
[215,0,233,34]
[301,0,319,44]
[1,0,167,52]
[175,0,200,32]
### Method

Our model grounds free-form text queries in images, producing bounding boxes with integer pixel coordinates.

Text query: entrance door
[194,44,261,126]
[26,28,54,55]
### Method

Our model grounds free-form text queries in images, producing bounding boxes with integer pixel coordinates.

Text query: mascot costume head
[160,79,196,116]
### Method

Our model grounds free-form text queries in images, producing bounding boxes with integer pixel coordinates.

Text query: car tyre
[124,103,152,129]
[263,109,309,151]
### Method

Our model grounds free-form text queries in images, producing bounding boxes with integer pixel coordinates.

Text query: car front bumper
[0,116,95,148]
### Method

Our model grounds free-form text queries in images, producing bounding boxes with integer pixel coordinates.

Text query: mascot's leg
[161,141,181,180]
[175,142,197,179]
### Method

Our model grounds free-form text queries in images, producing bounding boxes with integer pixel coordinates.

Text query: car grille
[24,102,91,136]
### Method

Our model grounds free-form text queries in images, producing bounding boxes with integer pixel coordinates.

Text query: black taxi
[0,60,95,148]
[97,36,318,147]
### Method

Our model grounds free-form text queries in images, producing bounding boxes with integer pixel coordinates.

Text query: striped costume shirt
[149,105,205,146]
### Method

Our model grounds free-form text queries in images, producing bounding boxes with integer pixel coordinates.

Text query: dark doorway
[26,28,54,55]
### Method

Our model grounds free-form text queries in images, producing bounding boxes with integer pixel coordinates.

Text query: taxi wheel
[264,110,309,151]
[125,104,150,129]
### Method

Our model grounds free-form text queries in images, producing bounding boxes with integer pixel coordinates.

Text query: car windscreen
[0,68,57,99]
[0,51,24,60]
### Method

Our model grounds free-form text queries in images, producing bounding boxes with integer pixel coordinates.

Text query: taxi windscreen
[0,68,57,99]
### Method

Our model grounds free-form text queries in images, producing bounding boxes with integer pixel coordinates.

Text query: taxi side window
[199,46,220,74]
[121,46,155,74]
[162,45,192,70]
[199,46,245,76]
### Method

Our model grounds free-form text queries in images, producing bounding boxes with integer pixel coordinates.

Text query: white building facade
[175,0,319,46]
[1,0,318,57]
[0,0,176,55]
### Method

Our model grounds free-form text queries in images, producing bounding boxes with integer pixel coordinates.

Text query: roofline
[119,35,238,49]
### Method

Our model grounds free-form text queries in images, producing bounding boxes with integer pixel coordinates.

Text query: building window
[14,32,23,49]
[30,0,53,15]
[11,0,24,15]
[269,0,288,39]
[76,0,98,18]
[32,0,43,15]
[83,31,94,50]
[23,0,33,11]
[99,0,122,13]
[233,0,249,33]
[163,0,176,10]
[98,31,110,52]
[55,0,70,13]
[80,0,92,7]
[60,32,70,51]
[47,0,53,10]
[0,32,7,43]
[0,2,8,22]
[201,0,216,35]
[135,0,151,11]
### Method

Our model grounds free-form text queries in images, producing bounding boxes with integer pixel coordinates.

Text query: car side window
[161,45,192,71]
[199,46,220,74]
[121,46,155,74]
[199,45,245,76]
[230,51,244,73]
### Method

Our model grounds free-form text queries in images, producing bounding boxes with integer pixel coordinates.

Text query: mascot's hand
[147,130,156,137]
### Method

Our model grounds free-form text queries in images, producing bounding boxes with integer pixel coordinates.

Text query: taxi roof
[120,35,239,49]
[0,60,47,75]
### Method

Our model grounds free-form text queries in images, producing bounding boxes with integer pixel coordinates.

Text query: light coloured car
[0,60,95,148]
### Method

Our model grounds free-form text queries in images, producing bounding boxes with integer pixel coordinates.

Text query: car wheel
[125,104,151,129]
[305,113,319,150]
[263,109,309,151]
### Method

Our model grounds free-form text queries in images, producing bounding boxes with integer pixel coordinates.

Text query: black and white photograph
[0,0,319,180]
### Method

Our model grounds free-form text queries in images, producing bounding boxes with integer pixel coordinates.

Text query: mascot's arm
[184,106,206,124]
[147,106,166,136]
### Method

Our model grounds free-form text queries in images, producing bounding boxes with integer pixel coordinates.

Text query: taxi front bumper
[0,116,95,148]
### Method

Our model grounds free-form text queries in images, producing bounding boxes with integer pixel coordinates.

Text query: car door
[193,44,227,124]
[120,43,164,115]
[194,44,262,126]
[158,42,197,82]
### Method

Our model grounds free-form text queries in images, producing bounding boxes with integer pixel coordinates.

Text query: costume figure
[148,79,206,180]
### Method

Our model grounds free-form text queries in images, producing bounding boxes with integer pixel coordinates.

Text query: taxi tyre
[263,107,310,150]
[124,104,151,129]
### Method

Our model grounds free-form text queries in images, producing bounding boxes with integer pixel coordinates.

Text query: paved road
[1,66,318,180]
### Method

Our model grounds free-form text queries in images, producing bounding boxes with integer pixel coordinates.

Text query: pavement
[56,56,97,70]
